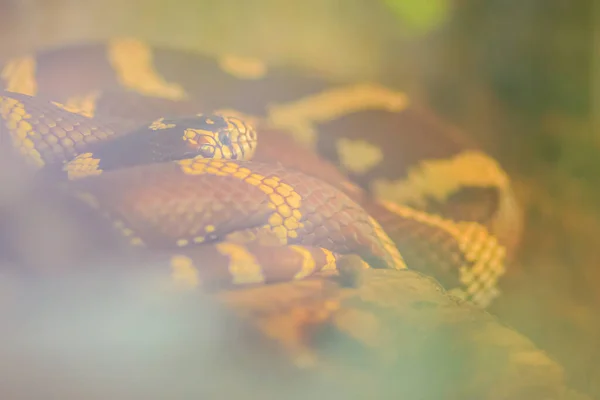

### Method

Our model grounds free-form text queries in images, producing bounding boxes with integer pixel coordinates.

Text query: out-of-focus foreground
[0,0,598,398]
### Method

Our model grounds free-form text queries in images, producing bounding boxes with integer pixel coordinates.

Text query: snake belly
[0,37,523,308]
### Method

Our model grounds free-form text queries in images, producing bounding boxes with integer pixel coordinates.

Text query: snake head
[179,113,257,161]
[56,113,259,177]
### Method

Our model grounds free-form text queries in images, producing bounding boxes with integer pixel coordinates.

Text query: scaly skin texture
[0,37,523,308]
[66,159,405,268]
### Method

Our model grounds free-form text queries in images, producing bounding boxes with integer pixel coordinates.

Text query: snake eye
[200,144,215,158]
[218,131,231,146]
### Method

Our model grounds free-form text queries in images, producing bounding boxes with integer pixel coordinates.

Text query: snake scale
[0,37,523,309]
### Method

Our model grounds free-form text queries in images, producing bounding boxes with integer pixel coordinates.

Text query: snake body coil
[0,37,523,308]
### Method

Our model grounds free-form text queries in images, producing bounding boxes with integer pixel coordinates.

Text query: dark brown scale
[67,163,276,249]
[426,187,500,225]
[309,213,323,226]
[57,91,203,122]
[12,43,124,102]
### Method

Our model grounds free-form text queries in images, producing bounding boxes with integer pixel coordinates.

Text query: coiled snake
[0,37,522,309]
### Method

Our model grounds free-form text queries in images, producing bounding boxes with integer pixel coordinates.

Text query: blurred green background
[1,0,598,396]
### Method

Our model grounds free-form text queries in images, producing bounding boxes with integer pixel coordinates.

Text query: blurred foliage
[381,0,450,35]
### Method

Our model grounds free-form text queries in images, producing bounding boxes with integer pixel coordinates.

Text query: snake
[0,37,523,309]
